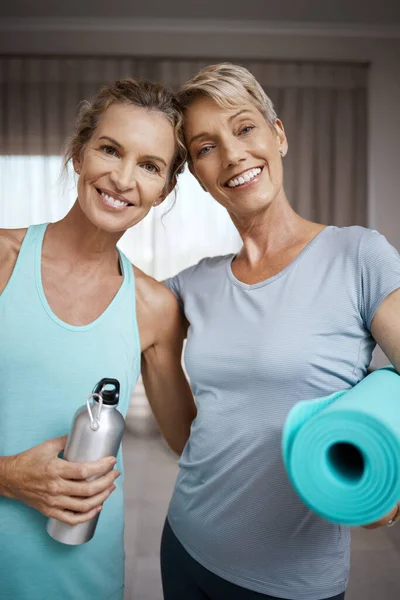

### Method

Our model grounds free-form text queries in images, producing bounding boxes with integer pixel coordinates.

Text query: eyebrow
[99,136,123,148]
[99,137,167,167]
[142,154,167,167]
[188,109,254,146]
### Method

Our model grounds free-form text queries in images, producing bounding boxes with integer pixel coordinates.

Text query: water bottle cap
[92,378,120,406]
[99,389,118,405]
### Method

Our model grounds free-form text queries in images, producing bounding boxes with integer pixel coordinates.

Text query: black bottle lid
[92,378,120,406]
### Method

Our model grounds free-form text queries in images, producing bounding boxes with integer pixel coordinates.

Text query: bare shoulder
[0,228,28,295]
[133,265,177,314]
[133,265,182,350]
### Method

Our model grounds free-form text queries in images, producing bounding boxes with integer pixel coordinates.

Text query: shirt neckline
[226,226,331,291]
[35,223,129,331]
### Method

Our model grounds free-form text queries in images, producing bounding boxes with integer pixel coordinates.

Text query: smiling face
[73,103,177,233]
[185,96,288,218]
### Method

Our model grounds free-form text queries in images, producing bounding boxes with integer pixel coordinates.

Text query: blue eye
[198,145,213,157]
[240,126,254,135]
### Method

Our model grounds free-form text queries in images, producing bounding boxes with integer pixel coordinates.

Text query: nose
[109,159,136,193]
[221,139,246,170]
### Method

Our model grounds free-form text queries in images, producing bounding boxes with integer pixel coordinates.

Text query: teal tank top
[0,224,141,600]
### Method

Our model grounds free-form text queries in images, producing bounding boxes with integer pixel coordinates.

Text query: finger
[62,470,120,498]
[54,485,116,513]
[57,456,117,480]
[50,505,103,526]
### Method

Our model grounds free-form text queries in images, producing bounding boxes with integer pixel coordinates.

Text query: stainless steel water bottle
[47,378,125,545]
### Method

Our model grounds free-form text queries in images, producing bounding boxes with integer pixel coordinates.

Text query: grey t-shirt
[165,226,400,600]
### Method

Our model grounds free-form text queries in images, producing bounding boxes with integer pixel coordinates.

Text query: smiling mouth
[96,189,134,208]
[225,167,263,188]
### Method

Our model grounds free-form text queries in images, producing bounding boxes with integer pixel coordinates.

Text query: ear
[72,156,82,176]
[154,180,174,207]
[153,196,166,208]
[273,119,288,156]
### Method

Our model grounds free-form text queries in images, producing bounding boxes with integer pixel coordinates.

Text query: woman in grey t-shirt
[158,63,400,600]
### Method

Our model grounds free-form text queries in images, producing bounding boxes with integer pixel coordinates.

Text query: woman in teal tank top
[0,79,196,599]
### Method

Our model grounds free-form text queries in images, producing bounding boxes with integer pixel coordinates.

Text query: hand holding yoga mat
[282,367,400,526]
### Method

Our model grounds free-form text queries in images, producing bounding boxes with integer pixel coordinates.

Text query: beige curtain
[0,56,369,417]
[0,56,368,230]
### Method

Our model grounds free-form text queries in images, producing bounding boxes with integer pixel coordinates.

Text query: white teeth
[227,167,261,188]
[100,191,129,208]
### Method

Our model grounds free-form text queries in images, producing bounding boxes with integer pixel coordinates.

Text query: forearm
[142,361,196,455]
[138,281,196,454]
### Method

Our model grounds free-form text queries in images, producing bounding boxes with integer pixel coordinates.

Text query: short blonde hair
[64,78,186,190]
[177,63,277,127]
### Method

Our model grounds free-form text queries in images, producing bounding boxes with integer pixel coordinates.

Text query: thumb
[47,434,68,455]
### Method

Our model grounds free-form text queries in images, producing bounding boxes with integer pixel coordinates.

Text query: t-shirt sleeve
[164,273,183,312]
[164,259,208,314]
[359,229,400,330]
[164,272,185,313]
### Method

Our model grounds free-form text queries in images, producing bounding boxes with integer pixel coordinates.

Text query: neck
[229,191,318,264]
[45,200,124,271]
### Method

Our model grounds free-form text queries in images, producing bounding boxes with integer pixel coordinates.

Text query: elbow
[170,443,185,456]
[169,434,189,456]
[168,421,194,456]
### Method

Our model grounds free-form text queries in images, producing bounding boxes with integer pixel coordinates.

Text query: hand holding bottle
[0,435,119,524]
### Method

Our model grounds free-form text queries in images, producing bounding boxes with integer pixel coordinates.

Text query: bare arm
[363,288,400,528]
[138,276,196,455]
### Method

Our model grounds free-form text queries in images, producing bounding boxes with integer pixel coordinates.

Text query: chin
[99,222,130,234]
[87,201,135,229]
[85,210,132,234]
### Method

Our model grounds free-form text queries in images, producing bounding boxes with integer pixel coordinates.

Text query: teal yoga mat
[282,367,400,526]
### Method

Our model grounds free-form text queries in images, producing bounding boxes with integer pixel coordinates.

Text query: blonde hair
[177,63,277,127]
[64,78,186,190]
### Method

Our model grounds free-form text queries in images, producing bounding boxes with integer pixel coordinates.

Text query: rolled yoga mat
[282,367,400,526]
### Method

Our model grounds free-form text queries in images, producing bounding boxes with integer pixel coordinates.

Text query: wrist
[0,455,17,498]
